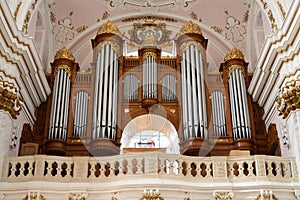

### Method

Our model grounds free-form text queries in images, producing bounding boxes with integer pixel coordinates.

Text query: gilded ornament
[0,77,23,119]
[95,41,121,56]
[178,20,202,36]
[213,191,233,200]
[227,65,245,77]
[179,41,203,54]
[277,75,300,118]
[23,193,46,200]
[55,64,72,78]
[54,47,75,62]
[142,52,157,62]
[96,20,121,36]
[224,47,244,62]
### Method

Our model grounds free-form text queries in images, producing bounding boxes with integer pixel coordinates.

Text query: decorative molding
[189,12,202,22]
[276,74,300,118]
[96,20,121,36]
[13,1,22,21]
[122,15,177,23]
[127,21,171,48]
[279,122,289,148]
[213,191,233,200]
[51,10,88,46]
[22,0,39,33]
[211,26,223,34]
[139,189,164,200]
[177,20,202,37]
[0,76,23,119]
[68,192,87,200]
[227,65,245,77]
[224,11,246,43]
[277,1,286,19]
[254,190,279,200]
[23,192,46,200]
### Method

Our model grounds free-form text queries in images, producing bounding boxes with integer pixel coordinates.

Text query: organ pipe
[73,91,89,137]
[49,47,76,141]
[92,44,119,140]
[180,45,208,140]
[142,56,157,99]
[211,91,226,136]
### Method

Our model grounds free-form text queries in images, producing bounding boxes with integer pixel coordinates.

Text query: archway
[120,114,180,154]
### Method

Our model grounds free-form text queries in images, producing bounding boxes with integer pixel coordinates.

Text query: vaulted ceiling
[17,0,278,73]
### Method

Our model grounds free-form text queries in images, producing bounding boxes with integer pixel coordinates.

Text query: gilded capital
[54,47,75,62]
[97,20,121,36]
[178,20,202,36]
[0,77,23,119]
[277,76,300,118]
[224,47,244,62]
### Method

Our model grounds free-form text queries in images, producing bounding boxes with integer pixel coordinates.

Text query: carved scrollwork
[213,191,233,200]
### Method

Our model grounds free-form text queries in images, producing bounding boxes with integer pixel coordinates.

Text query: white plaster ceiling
[47,0,264,72]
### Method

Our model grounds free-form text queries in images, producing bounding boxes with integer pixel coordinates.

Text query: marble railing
[1,153,298,183]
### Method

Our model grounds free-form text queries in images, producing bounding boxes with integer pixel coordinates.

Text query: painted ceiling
[46,0,264,72]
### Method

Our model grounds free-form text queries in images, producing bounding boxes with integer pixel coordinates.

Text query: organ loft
[19,20,277,157]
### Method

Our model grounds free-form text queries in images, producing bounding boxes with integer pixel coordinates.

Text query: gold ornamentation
[14,2,22,21]
[211,26,223,33]
[139,189,164,200]
[224,11,246,43]
[95,41,121,56]
[0,77,23,119]
[276,75,300,118]
[102,11,110,20]
[254,192,279,200]
[224,47,244,62]
[127,22,171,48]
[68,193,87,200]
[268,10,278,32]
[96,20,121,36]
[23,192,46,200]
[178,20,202,36]
[55,64,72,78]
[277,1,286,18]
[143,52,157,62]
[213,191,233,200]
[54,47,75,62]
[179,41,203,54]
[122,15,177,23]
[227,65,245,77]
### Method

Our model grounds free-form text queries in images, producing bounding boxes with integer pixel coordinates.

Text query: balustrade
[1,153,297,183]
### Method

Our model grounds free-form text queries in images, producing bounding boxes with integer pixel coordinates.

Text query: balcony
[2,153,297,183]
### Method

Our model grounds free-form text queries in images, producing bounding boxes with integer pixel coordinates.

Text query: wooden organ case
[20,20,270,157]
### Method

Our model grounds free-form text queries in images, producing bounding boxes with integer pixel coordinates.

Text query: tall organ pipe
[92,44,119,140]
[181,45,208,140]
[48,69,72,140]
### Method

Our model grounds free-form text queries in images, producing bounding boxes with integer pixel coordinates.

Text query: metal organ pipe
[92,44,119,140]
[142,56,157,99]
[73,91,89,137]
[211,91,226,136]
[181,45,208,140]
[228,69,251,140]
[48,69,71,141]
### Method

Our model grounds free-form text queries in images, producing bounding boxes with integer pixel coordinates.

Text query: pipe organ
[24,20,269,157]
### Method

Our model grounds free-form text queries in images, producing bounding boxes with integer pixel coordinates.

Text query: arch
[121,107,179,131]
[120,114,180,154]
